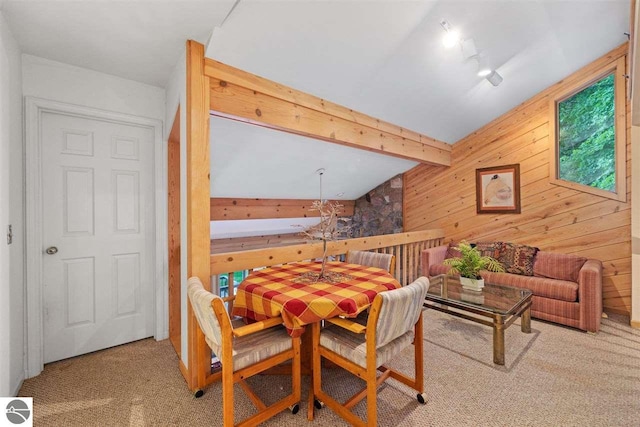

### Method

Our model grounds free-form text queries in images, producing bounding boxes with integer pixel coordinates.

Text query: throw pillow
[534,251,587,282]
[474,241,503,259]
[498,243,539,276]
[445,242,462,259]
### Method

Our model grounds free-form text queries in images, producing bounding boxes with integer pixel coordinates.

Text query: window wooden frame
[549,56,627,202]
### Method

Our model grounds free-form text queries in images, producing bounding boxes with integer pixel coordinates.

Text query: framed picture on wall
[476,164,521,214]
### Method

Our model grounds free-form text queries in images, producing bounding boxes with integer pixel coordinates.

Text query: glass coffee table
[424,274,533,365]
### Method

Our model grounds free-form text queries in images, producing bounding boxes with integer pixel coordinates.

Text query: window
[550,56,626,201]
[215,270,247,298]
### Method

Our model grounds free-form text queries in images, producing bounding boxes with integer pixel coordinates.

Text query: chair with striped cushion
[346,250,396,275]
[311,277,430,426]
[187,277,301,427]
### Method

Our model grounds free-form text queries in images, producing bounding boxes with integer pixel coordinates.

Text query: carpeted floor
[19,310,640,426]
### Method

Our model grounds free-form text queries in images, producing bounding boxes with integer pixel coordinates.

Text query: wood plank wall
[211,233,307,254]
[404,44,632,316]
[168,108,181,356]
[210,198,355,220]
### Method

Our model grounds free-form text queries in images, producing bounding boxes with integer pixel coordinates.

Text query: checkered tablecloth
[231,261,401,337]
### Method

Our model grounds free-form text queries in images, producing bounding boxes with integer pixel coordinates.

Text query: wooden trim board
[211,197,355,220]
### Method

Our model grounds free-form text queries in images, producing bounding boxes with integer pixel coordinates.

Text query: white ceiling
[1,0,236,86]
[210,116,417,199]
[1,0,631,201]
[208,0,629,144]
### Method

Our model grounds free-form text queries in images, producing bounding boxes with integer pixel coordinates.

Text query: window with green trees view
[557,73,615,191]
[551,56,625,202]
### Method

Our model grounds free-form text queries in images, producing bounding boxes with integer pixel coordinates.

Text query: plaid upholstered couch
[421,242,603,332]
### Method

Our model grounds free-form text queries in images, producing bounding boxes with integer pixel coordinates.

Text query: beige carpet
[19,310,640,426]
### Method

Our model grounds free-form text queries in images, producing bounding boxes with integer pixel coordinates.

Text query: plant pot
[460,288,485,304]
[460,276,484,291]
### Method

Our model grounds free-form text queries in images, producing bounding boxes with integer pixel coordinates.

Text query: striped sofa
[421,244,603,332]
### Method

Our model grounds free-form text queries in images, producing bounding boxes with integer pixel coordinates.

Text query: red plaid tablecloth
[231,261,401,337]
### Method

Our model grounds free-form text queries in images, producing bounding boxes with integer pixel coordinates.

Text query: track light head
[486,70,503,86]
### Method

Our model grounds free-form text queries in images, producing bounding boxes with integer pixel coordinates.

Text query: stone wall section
[350,174,403,237]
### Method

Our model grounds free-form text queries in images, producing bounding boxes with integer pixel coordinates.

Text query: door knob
[45,246,58,255]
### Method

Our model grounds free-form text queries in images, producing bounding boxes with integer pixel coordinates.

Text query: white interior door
[41,111,155,363]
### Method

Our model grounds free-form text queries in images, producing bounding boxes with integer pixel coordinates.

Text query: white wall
[0,10,24,396]
[631,125,640,328]
[21,55,167,376]
[22,55,165,121]
[631,1,640,329]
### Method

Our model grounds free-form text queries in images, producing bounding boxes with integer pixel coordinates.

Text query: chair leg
[415,313,424,393]
[222,365,235,427]
[366,366,377,427]
[414,313,427,404]
[310,322,322,421]
[291,336,302,411]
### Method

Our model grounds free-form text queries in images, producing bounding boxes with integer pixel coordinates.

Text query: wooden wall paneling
[186,40,211,392]
[403,124,549,222]
[210,198,355,220]
[602,257,631,276]
[404,44,632,316]
[168,107,181,357]
[411,147,551,227]
[574,241,631,264]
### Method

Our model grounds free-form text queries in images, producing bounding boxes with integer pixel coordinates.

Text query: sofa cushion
[474,241,503,258]
[498,243,538,276]
[429,263,452,277]
[481,271,578,302]
[445,242,462,259]
[533,251,587,282]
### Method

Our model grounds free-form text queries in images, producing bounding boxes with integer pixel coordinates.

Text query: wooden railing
[187,229,444,392]
[210,229,445,288]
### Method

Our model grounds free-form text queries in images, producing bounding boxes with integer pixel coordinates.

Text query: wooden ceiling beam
[204,59,451,166]
[210,197,355,220]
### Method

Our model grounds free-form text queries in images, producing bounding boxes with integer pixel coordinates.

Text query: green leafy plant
[442,241,505,279]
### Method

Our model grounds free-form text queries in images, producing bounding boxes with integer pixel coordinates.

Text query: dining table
[231,260,401,337]
[231,260,401,420]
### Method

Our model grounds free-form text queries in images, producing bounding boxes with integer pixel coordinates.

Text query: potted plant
[442,241,505,291]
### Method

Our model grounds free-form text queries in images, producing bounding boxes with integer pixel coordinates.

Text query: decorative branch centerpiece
[295,200,351,283]
[292,168,352,283]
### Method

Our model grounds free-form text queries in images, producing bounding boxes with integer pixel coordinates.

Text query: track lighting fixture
[440,19,460,48]
[439,18,503,86]
[486,70,503,86]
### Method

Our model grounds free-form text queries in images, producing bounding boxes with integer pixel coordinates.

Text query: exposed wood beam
[210,198,355,220]
[168,106,181,357]
[204,59,451,166]
[186,40,211,392]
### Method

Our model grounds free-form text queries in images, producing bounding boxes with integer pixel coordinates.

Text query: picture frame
[476,164,521,214]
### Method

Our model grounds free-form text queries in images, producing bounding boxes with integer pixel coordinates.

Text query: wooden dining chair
[311,276,430,426]
[346,250,396,275]
[187,277,301,427]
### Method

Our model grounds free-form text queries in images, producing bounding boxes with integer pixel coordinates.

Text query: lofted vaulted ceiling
[1,0,630,202]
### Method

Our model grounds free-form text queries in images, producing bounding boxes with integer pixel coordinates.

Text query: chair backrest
[187,277,227,355]
[346,250,395,273]
[373,277,430,348]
